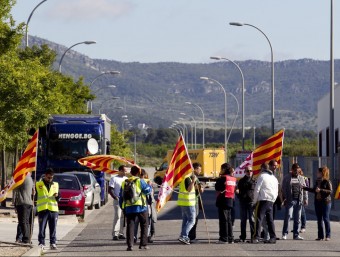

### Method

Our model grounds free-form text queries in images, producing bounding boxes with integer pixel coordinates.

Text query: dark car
[52,173,86,218]
[65,171,101,210]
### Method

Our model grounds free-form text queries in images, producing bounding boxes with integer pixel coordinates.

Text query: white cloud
[45,0,134,21]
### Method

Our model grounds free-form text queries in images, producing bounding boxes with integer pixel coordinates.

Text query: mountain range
[28,36,340,132]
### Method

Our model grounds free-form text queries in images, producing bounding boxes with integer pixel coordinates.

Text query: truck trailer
[154,148,225,185]
[36,114,112,206]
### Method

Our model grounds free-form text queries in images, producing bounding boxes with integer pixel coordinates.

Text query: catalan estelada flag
[334,183,340,200]
[234,129,285,179]
[0,130,38,202]
[156,135,193,212]
[78,155,139,175]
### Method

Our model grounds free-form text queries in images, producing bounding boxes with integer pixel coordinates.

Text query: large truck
[36,114,112,206]
[154,148,225,185]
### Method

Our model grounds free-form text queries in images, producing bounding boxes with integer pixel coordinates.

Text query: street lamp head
[180,112,186,116]
[122,115,128,118]
[84,41,97,44]
[114,107,123,110]
[200,76,209,81]
[111,97,120,100]
[229,22,244,26]
[210,56,222,60]
[108,71,121,75]
[185,102,192,105]
[107,85,116,88]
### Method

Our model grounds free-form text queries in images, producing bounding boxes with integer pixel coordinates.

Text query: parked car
[65,171,101,210]
[51,173,86,218]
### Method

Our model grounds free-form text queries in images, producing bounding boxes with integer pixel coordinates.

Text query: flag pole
[29,130,39,244]
[197,188,211,244]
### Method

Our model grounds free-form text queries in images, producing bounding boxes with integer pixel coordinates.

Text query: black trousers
[239,201,255,240]
[254,200,276,240]
[218,207,234,242]
[16,204,33,243]
[126,210,149,248]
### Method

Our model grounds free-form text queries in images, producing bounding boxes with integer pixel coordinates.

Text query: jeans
[254,201,276,240]
[315,200,331,239]
[300,205,306,229]
[188,203,199,240]
[38,210,58,245]
[282,200,302,237]
[112,199,124,237]
[180,206,196,240]
[239,201,255,240]
[218,207,234,242]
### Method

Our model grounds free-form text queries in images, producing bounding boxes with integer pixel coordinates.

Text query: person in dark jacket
[237,166,255,242]
[304,166,332,241]
[215,163,237,244]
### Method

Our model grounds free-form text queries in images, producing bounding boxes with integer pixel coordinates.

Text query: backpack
[123,178,141,205]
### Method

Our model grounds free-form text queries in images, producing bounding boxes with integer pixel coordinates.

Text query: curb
[22,245,41,257]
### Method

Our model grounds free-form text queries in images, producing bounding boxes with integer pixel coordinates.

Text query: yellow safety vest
[36,181,59,212]
[121,176,146,208]
[177,178,196,206]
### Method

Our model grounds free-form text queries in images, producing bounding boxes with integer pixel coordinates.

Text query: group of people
[212,160,333,244]
[13,160,334,251]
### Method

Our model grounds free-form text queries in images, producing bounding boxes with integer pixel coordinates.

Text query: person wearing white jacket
[252,162,278,244]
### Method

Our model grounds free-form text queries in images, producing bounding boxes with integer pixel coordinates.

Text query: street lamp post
[59,41,96,72]
[88,71,121,113]
[179,117,193,149]
[226,92,240,144]
[181,113,197,149]
[25,0,48,47]
[210,56,245,150]
[97,97,120,114]
[230,21,275,135]
[200,77,228,161]
[185,102,205,149]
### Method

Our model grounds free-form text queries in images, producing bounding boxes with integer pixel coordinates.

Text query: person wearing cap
[236,166,256,242]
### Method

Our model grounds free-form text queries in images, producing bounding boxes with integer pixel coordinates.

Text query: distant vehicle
[52,173,86,218]
[154,149,225,185]
[65,171,101,210]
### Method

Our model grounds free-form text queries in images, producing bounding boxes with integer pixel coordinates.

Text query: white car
[66,171,101,210]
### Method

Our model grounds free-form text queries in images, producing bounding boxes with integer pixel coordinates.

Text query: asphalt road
[40,186,340,257]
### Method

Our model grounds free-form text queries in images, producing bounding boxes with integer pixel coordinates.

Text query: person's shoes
[251,238,260,244]
[112,236,119,241]
[264,238,276,244]
[228,240,234,244]
[50,244,58,250]
[118,235,126,240]
[216,240,227,244]
[315,238,324,241]
[148,236,154,243]
[126,247,133,251]
[139,246,150,250]
[15,240,22,243]
[38,244,45,250]
[190,239,199,244]
[178,237,190,245]
[293,235,304,240]
[300,228,306,233]
[325,238,331,241]
[282,234,287,240]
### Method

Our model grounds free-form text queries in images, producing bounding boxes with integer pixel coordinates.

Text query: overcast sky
[11,0,340,63]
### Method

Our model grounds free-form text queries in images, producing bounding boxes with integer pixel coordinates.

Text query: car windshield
[53,176,80,190]
[73,173,91,185]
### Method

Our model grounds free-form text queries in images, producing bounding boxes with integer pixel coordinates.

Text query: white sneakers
[50,244,58,250]
[282,235,287,240]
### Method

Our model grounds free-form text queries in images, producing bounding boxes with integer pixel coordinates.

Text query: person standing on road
[177,167,197,245]
[252,162,278,244]
[303,166,332,241]
[35,168,59,250]
[298,168,309,233]
[119,166,152,251]
[13,172,35,244]
[281,163,308,240]
[237,166,255,242]
[188,162,204,244]
[215,163,237,244]
[109,165,128,241]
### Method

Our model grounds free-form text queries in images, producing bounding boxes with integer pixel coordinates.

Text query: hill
[27,36,340,132]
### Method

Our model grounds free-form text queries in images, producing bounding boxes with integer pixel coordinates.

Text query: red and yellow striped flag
[334,183,340,200]
[234,129,284,178]
[78,155,139,175]
[0,130,38,202]
[156,135,193,212]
